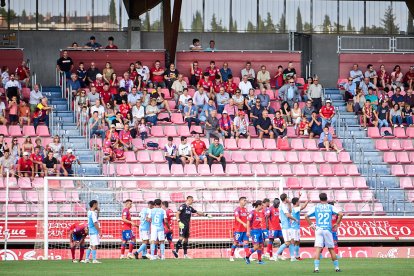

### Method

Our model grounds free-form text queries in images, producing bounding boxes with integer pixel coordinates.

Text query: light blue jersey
[148,207,167,231]
[279,203,291,230]
[291,206,301,230]
[87,210,99,235]
[306,203,340,231]
[140,208,151,231]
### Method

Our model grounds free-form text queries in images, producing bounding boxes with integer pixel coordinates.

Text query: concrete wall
[18,31,340,87]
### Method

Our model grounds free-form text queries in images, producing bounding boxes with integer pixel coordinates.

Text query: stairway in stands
[326,88,413,215]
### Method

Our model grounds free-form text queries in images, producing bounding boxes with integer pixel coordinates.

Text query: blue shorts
[234,232,248,244]
[261,229,269,240]
[122,230,135,241]
[269,230,283,239]
[72,234,83,242]
[250,229,264,244]
[165,232,173,241]
[332,232,338,241]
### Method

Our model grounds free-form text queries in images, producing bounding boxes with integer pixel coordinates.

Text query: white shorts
[140,230,150,241]
[315,229,334,248]
[150,225,165,242]
[291,229,300,241]
[282,229,293,241]
[89,234,100,246]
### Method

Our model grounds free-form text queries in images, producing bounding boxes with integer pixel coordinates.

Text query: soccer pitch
[1,258,413,275]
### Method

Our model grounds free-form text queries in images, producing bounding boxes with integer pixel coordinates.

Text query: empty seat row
[383,152,414,164]
[368,127,414,139]
[391,165,414,176]
[0,125,50,137]
[0,177,76,190]
[286,176,367,190]
[400,177,414,189]
[341,202,386,215]
[0,190,80,203]
[375,139,414,151]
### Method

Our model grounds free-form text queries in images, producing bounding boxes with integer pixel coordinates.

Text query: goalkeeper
[172,195,211,259]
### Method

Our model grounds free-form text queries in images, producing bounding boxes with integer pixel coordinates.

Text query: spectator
[364,64,378,85]
[43,151,59,177]
[302,99,315,121]
[241,62,255,87]
[250,98,264,126]
[8,96,18,125]
[256,110,274,139]
[137,118,149,144]
[150,60,166,88]
[89,111,105,140]
[391,65,404,88]
[377,64,391,91]
[102,62,114,83]
[280,101,291,125]
[404,66,414,90]
[112,112,125,132]
[299,117,309,136]
[128,62,139,83]
[0,134,8,157]
[1,66,9,87]
[164,63,179,93]
[112,142,126,162]
[199,98,216,122]
[238,75,253,96]
[359,77,377,95]
[105,36,118,49]
[216,87,230,114]
[207,137,226,172]
[402,104,413,126]
[18,100,31,126]
[135,61,150,85]
[390,104,403,128]
[191,133,208,166]
[206,61,221,82]
[220,111,233,140]
[105,124,119,146]
[257,65,271,90]
[171,74,188,103]
[100,83,112,105]
[279,78,300,107]
[350,64,363,85]
[404,89,414,108]
[244,88,257,117]
[232,89,245,111]
[361,100,378,130]
[119,124,138,152]
[85,62,100,86]
[104,101,116,125]
[90,99,105,119]
[127,87,141,106]
[233,111,250,144]
[353,88,366,116]
[344,77,356,102]
[283,62,297,81]
[198,72,213,95]
[5,73,21,100]
[291,102,302,130]
[220,62,233,82]
[274,65,284,89]
[48,135,64,160]
[18,152,34,178]
[145,98,159,125]
[204,40,217,52]
[60,149,81,176]
[309,111,323,138]
[193,86,209,110]
[84,36,102,49]
[15,60,30,87]
[318,127,343,153]
[67,73,82,96]
[151,86,172,116]
[119,72,134,93]
[0,99,6,125]
[178,88,191,112]
[212,74,223,97]
[189,38,203,51]
[125,113,136,138]
[10,137,21,161]
[21,136,33,154]
[223,98,238,120]
[92,73,105,95]
[365,87,379,110]
[183,98,200,130]
[114,88,128,106]
[302,77,313,101]
[76,62,87,88]
[164,136,180,171]
[132,100,145,123]
[190,61,203,86]
[377,100,389,129]
[205,109,222,142]
[319,100,336,128]
[272,111,287,139]
[178,136,194,166]
[109,72,119,93]
[225,75,238,95]
[308,77,323,112]
[0,150,15,177]
[56,50,74,79]
[257,88,275,114]
[391,87,405,107]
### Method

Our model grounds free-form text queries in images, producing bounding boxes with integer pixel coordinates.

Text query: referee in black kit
[172,196,212,258]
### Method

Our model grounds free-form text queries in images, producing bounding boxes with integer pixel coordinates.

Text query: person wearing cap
[17,151,34,179]
[308,77,323,112]
[233,111,250,144]
[67,73,82,97]
[60,149,81,176]
[91,73,105,94]
[85,62,101,86]
[319,100,336,129]
[85,36,102,49]
[219,110,233,140]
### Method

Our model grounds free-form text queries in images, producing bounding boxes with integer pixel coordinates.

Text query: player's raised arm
[300,200,310,211]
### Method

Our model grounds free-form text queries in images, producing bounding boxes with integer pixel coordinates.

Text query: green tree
[381,5,399,34]
[151,20,161,31]
[276,14,286,33]
[303,22,313,33]
[21,9,27,19]
[179,19,184,32]
[230,18,238,32]
[264,12,275,32]
[296,7,303,32]
[322,14,331,33]
[346,18,354,32]
[0,7,17,24]
[362,25,385,35]
[407,12,414,35]
[210,13,226,32]
[142,13,150,31]
[191,11,203,32]
[109,0,117,24]
[247,20,255,32]
[257,15,265,32]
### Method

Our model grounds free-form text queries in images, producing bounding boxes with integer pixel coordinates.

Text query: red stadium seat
[305,164,319,176]
[17,177,32,189]
[239,164,253,176]
[391,165,405,176]
[22,126,36,137]
[402,140,414,151]
[396,152,410,164]
[279,164,293,176]
[238,139,251,150]
[265,164,279,176]
[291,139,304,150]
[252,164,266,176]
[124,151,137,163]
[394,127,407,138]
[231,151,245,163]
[198,164,212,176]
[116,164,131,176]
[407,127,414,138]
[164,125,178,137]
[324,152,339,163]
[137,151,151,163]
[158,164,171,176]
[354,177,368,189]
[271,152,285,163]
[224,138,238,150]
[177,125,191,137]
[184,164,198,176]
[144,164,158,176]
[367,127,381,138]
[301,177,314,189]
[251,139,264,150]
[292,164,306,176]
[341,177,354,189]
[151,151,165,163]
[335,190,348,202]
[245,151,259,163]
[150,126,164,137]
[389,140,402,151]
[8,125,22,137]
[263,139,277,150]
[333,164,347,176]
[346,164,360,176]
[311,152,325,163]
[299,152,313,163]
[0,125,8,136]
[226,164,239,176]
[361,190,375,201]
[130,164,144,176]
[348,190,362,202]
[258,151,272,163]
[286,151,299,163]
[286,178,301,189]
[405,165,414,176]
[338,151,351,163]
[36,125,50,137]
[319,164,334,176]
[171,113,185,124]
[375,140,389,151]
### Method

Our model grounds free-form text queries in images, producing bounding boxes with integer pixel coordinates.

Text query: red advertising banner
[1,217,414,242]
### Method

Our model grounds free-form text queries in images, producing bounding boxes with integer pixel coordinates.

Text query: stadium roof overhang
[123,0,162,19]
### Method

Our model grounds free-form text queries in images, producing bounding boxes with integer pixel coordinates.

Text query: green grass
[1,258,413,275]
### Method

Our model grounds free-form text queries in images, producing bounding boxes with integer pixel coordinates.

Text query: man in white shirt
[178,136,194,166]
[127,87,141,105]
[0,100,7,125]
[135,61,150,83]
[171,74,188,102]
[257,65,271,90]
[238,75,253,96]
[29,84,43,112]
[193,87,209,110]
[132,100,145,122]
[90,99,105,119]
[240,62,255,87]
[178,88,191,112]
[5,73,21,100]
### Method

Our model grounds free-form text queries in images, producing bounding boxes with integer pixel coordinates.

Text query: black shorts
[179,225,190,238]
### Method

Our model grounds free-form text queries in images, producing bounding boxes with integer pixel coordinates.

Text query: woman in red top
[302,77,313,101]
[220,112,233,139]
[109,73,119,95]
[377,64,390,90]
[119,99,131,118]
[127,63,138,83]
[274,65,284,89]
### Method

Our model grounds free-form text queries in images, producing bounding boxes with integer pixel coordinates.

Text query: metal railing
[338,36,414,53]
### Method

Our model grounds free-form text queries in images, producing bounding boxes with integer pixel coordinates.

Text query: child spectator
[113,142,126,162]
[19,100,31,126]
[299,117,309,136]
[138,118,149,144]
